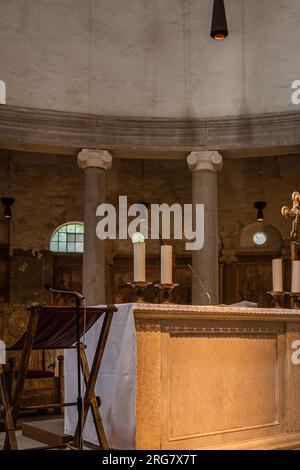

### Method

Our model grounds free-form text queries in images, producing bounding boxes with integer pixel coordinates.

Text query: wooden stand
[0,303,117,450]
[0,364,18,450]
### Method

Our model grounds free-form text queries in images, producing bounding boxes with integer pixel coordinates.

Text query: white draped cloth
[64,303,136,449]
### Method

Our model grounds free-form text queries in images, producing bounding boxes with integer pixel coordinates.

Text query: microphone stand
[45,285,84,450]
[187,264,212,305]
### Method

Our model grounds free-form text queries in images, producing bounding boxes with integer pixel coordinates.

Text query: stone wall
[0,0,299,118]
[0,149,299,304]
[219,155,300,252]
[0,149,299,255]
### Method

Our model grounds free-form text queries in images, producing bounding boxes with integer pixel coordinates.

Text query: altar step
[22,418,72,447]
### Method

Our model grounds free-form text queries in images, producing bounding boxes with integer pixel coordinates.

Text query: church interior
[1,0,300,453]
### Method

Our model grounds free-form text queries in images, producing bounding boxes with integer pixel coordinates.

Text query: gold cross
[282,191,300,260]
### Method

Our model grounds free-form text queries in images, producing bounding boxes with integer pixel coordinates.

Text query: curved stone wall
[0,0,299,118]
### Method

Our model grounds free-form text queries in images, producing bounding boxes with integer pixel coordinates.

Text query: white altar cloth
[64,303,136,449]
[64,301,259,448]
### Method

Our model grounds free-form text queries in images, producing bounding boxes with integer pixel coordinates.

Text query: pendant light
[254,201,267,222]
[1,153,15,219]
[211,0,228,41]
[1,197,14,219]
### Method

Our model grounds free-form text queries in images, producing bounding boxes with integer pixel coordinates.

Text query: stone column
[187,151,223,305]
[78,149,112,305]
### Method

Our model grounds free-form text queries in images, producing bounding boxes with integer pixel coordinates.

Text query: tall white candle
[133,242,146,282]
[161,245,173,284]
[292,260,300,293]
[272,259,283,292]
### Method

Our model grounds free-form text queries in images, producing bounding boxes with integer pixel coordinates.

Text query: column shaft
[83,167,106,304]
[187,151,222,305]
[78,149,112,305]
[192,169,219,305]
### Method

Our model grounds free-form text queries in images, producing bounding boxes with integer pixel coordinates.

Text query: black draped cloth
[9,306,117,350]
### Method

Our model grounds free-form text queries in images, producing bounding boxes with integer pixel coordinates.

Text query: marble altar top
[129,303,300,322]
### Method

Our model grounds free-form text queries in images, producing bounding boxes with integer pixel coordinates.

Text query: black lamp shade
[254,201,267,222]
[1,197,15,219]
[4,205,12,218]
[211,0,228,40]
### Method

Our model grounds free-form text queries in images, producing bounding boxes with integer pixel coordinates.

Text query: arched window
[50,222,84,253]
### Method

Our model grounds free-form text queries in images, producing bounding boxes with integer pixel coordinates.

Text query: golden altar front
[133,304,300,450]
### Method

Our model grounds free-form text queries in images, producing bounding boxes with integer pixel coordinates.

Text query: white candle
[292,260,300,293]
[272,259,283,292]
[134,242,146,282]
[161,245,173,284]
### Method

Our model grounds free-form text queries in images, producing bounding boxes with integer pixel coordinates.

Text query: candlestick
[155,283,179,304]
[291,294,300,309]
[161,245,172,284]
[283,292,300,309]
[292,260,300,293]
[134,242,146,282]
[127,281,152,303]
[272,259,283,293]
[267,291,284,309]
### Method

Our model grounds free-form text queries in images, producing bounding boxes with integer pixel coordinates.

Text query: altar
[64,302,300,450]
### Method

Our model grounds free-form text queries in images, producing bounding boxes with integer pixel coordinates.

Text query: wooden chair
[0,303,117,450]
[6,354,64,416]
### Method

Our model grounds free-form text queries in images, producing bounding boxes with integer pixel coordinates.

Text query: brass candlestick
[267,291,285,309]
[155,283,179,304]
[267,291,300,309]
[127,281,152,303]
[285,292,300,309]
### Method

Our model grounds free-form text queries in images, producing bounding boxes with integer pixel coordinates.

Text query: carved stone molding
[165,326,280,335]
[7,309,28,339]
[220,249,238,264]
[135,318,161,332]
[133,303,300,322]
[0,105,300,155]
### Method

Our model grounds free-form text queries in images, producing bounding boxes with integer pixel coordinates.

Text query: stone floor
[0,415,94,450]
[0,431,94,450]
[0,430,46,450]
